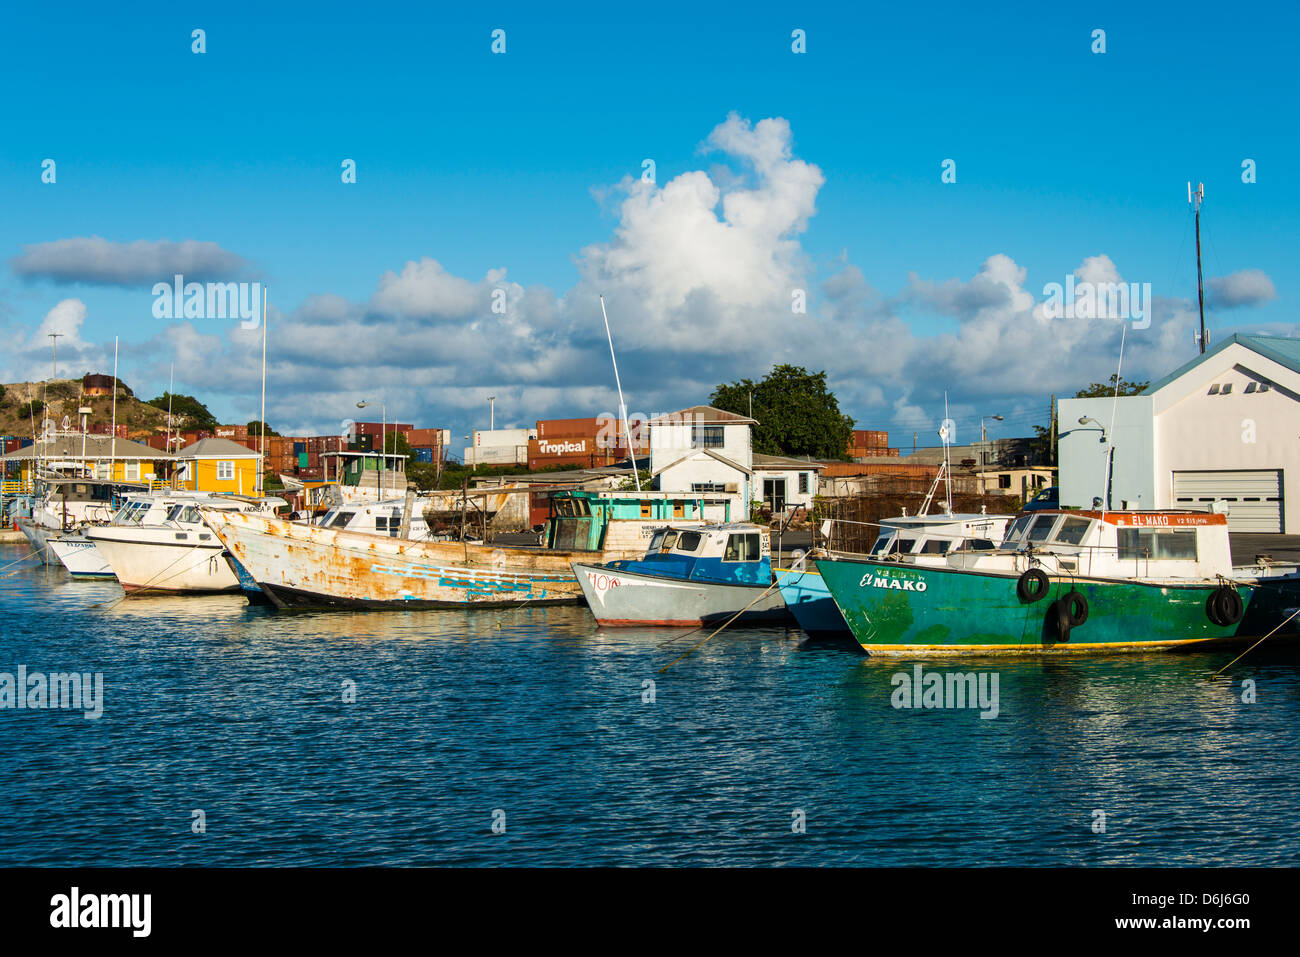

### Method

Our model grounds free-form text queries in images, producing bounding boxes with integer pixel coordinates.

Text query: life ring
[1062,589,1089,627]
[1207,586,1244,627]
[1048,598,1072,641]
[1017,568,1050,603]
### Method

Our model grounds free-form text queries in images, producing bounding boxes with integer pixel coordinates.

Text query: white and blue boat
[572,523,792,626]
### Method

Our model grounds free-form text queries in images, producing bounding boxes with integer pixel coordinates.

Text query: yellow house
[176,438,262,494]
[0,434,171,486]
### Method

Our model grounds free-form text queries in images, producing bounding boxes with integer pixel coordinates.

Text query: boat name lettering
[590,573,621,593]
[859,573,927,592]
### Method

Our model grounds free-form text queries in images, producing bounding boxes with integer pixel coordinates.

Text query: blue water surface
[1,542,1297,866]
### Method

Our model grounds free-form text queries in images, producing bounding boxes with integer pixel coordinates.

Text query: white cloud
[12,237,252,286]
[1207,268,1277,308]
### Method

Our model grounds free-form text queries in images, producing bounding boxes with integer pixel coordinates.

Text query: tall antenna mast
[1189,181,1206,354]
[599,295,640,492]
[48,332,63,380]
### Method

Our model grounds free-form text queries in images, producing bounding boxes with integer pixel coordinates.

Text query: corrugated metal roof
[176,437,261,458]
[0,434,174,460]
[752,453,827,470]
[1143,333,1300,394]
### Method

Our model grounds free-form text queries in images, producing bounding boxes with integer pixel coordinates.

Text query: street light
[1078,416,1113,511]
[357,400,386,495]
[979,414,1003,496]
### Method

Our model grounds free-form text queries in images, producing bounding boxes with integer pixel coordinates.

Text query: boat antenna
[599,295,640,492]
[1189,181,1207,354]
[1100,323,1127,521]
[258,286,268,493]
[110,336,118,482]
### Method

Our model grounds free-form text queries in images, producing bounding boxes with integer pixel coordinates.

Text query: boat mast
[1190,181,1206,353]
[599,295,641,492]
[110,336,118,483]
[258,287,267,494]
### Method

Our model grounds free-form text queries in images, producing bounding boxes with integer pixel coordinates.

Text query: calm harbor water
[2,541,1298,867]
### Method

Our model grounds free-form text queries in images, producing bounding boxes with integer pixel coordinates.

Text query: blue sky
[2,1,1296,448]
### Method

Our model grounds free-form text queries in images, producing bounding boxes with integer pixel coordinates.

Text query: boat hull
[48,534,114,578]
[207,510,585,610]
[85,532,240,593]
[16,518,61,565]
[817,558,1255,655]
[774,565,851,637]
[573,562,792,627]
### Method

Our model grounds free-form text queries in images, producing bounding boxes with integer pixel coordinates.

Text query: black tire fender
[1017,568,1050,603]
[1049,597,1072,641]
[1062,589,1089,628]
[1209,586,1244,627]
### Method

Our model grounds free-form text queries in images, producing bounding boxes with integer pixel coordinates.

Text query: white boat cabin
[313,499,432,538]
[864,513,1013,562]
[946,510,1236,581]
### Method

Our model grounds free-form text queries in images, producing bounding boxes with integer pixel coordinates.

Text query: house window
[691,483,726,493]
[640,501,651,518]
[998,473,1012,489]
[124,461,140,481]
[797,472,809,494]
[691,425,724,449]
[672,501,685,519]
[216,461,235,480]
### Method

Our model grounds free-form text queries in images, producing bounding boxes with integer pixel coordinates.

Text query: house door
[763,477,787,512]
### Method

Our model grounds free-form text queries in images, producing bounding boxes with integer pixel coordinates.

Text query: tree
[147,393,218,431]
[0,384,7,406]
[711,364,853,459]
[1073,374,1149,399]
[246,420,280,437]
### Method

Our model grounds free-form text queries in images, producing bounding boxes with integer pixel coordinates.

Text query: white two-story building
[647,406,824,517]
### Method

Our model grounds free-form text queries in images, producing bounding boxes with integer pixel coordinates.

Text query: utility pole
[1049,394,1057,466]
[1190,181,1206,354]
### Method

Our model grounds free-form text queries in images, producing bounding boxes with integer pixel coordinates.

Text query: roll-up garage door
[1171,469,1283,532]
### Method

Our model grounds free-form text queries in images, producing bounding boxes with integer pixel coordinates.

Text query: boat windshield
[647,531,667,552]
[723,532,762,562]
[1025,515,1057,544]
[166,504,203,525]
[328,510,355,528]
[1052,516,1092,546]
[112,500,151,525]
[999,514,1035,549]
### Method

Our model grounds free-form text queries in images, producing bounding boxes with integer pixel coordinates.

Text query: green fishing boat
[817,509,1277,655]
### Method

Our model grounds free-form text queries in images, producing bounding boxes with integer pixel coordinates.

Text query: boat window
[868,534,892,554]
[957,539,996,552]
[329,510,355,528]
[647,531,666,552]
[375,516,388,530]
[1053,516,1092,545]
[1026,516,1057,543]
[723,532,761,562]
[660,531,679,552]
[916,538,950,555]
[895,537,917,555]
[676,531,703,553]
[1002,515,1034,545]
[1117,528,1198,561]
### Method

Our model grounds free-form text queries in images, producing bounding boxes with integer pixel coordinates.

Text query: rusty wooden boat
[202,509,587,610]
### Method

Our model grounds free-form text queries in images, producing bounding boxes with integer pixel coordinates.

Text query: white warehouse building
[1058,333,1300,532]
